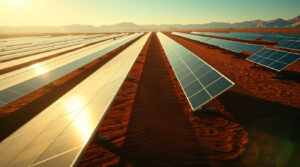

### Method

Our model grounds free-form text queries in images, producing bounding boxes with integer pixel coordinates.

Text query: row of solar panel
[157,32,234,111]
[246,48,300,71]
[0,34,127,90]
[0,38,117,90]
[0,34,121,62]
[0,44,84,70]
[0,33,143,107]
[276,40,300,50]
[173,32,300,72]
[0,33,150,167]
[0,35,85,52]
[0,42,80,62]
[0,34,105,53]
[191,31,300,51]
[192,32,261,41]
[0,36,86,56]
[0,34,89,46]
[0,35,121,70]
[173,32,264,54]
[0,36,51,45]
[192,31,300,43]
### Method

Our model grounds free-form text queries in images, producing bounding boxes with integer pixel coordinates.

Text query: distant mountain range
[0,15,299,34]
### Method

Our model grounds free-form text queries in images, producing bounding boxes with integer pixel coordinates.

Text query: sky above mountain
[0,0,299,26]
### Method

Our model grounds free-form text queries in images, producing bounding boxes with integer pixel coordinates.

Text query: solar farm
[0,30,300,166]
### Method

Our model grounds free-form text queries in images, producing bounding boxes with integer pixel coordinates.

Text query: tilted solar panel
[246,48,300,71]
[191,32,261,41]
[0,33,150,167]
[244,45,264,53]
[0,36,84,55]
[157,32,234,111]
[173,32,264,54]
[0,34,123,69]
[0,33,142,107]
[276,40,300,51]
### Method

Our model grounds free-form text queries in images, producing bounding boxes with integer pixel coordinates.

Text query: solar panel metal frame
[246,48,300,72]
[158,32,234,111]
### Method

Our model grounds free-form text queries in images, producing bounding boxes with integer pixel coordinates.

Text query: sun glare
[32,63,48,75]
[8,0,26,5]
[65,95,92,142]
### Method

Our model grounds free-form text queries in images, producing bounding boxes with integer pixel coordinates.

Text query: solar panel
[191,32,261,41]
[0,32,150,167]
[246,48,300,71]
[0,33,143,107]
[261,35,300,43]
[243,44,264,53]
[173,32,264,54]
[0,42,82,62]
[0,34,123,69]
[0,39,116,89]
[276,40,300,51]
[0,44,84,70]
[157,32,234,111]
[0,35,88,55]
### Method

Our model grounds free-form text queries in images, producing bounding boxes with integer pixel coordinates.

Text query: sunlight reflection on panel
[31,63,48,75]
[65,95,92,142]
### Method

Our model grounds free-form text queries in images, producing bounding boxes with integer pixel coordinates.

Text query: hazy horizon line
[1,15,299,27]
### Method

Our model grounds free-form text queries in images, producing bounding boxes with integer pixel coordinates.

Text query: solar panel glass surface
[158,32,234,111]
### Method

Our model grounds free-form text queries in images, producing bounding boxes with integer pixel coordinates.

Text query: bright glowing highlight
[32,63,48,75]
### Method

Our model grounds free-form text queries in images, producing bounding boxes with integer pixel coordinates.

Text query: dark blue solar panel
[244,45,264,53]
[269,62,287,71]
[279,53,300,64]
[184,81,203,97]
[260,59,274,66]
[276,40,300,51]
[256,48,270,56]
[189,90,211,109]
[193,65,211,79]
[192,32,261,41]
[173,32,263,54]
[267,51,287,60]
[158,32,234,111]
[179,74,197,88]
[198,70,221,87]
[206,77,233,97]
[246,48,300,71]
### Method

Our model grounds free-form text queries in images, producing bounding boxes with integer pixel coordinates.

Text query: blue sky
[0,0,299,26]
